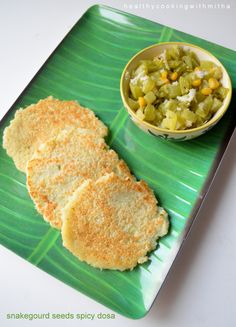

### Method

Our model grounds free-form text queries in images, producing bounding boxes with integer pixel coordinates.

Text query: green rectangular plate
[0,5,235,319]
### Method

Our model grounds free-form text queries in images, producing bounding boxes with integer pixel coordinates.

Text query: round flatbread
[61,173,169,271]
[26,128,132,229]
[3,96,107,172]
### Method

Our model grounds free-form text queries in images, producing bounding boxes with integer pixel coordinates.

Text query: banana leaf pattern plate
[0,5,235,319]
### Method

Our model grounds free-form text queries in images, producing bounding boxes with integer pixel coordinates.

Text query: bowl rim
[120,41,232,135]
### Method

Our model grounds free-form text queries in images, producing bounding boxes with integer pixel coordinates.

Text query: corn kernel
[201,87,212,95]
[170,72,178,81]
[208,77,220,90]
[138,97,146,108]
[192,79,202,87]
[161,77,170,84]
[161,70,168,79]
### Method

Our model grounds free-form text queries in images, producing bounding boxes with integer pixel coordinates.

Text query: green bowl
[120,42,232,141]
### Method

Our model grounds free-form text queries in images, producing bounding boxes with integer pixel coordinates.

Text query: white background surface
[0,1,236,326]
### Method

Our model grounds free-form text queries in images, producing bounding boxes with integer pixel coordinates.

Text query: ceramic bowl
[120,42,232,141]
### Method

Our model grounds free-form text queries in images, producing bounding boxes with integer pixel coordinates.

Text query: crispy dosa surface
[3,97,107,172]
[62,173,169,271]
